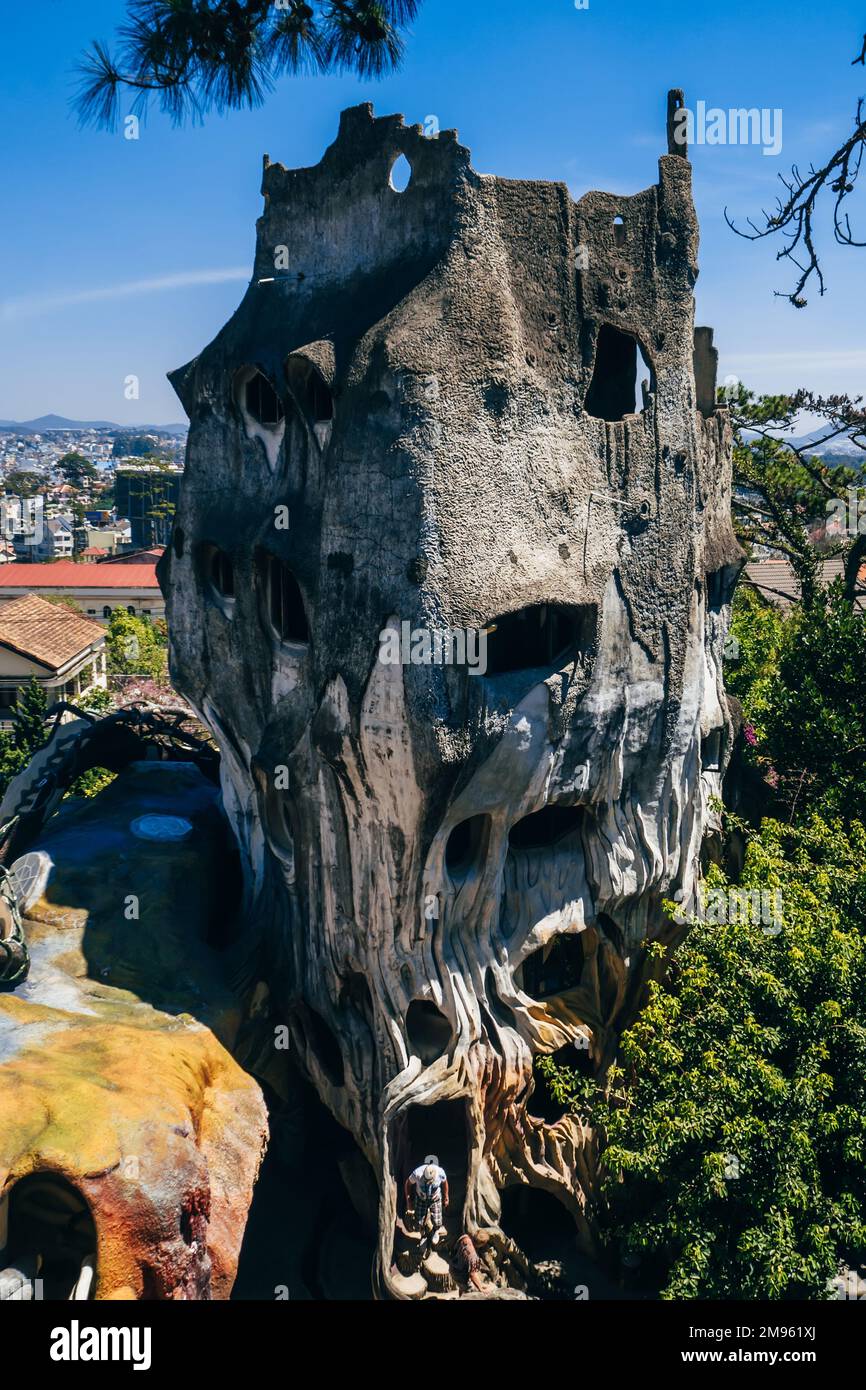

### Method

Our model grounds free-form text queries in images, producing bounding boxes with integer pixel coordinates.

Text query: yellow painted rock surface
[0,762,268,1300]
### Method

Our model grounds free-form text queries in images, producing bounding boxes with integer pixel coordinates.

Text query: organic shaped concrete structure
[162,92,741,1297]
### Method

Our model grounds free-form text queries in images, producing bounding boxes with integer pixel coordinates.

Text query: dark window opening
[0,688,18,709]
[245,371,284,428]
[203,544,234,599]
[517,932,585,1001]
[508,804,586,850]
[701,729,723,772]
[485,603,596,677]
[102,606,112,618]
[3,1173,97,1301]
[264,554,309,643]
[444,814,489,882]
[126,605,135,615]
[613,214,626,247]
[308,373,333,423]
[706,565,737,614]
[299,1005,344,1087]
[405,1098,469,1190]
[406,999,453,1065]
[285,357,334,428]
[585,325,653,421]
[499,1183,578,1296]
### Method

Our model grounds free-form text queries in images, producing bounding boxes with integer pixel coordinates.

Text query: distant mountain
[741,427,864,462]
[787,429,864,459]
[0,414,187,435]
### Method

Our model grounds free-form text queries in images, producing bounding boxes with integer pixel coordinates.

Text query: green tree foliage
[106,610,168,682]
[725,584,785,742]
[76,0,421,129]
[57,451,99,488]
[591,815,866,1300]
[760,582,866,820]
[111,434,159,459]
[3,470,47,498]
[727,383,866,605]
[0,677,49,801]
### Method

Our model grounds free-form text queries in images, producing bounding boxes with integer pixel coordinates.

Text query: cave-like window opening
[3,1173,97,1300]
[406,999,453,1065]
[265,555,309,643]
[204,545,234,599]
[508,804,586,850]
[445,814,489,883]
[245,371,284,428]
[518,934,585,1000]
[485,603,596,677]
[285,357,334,428]
[585,325,653,421]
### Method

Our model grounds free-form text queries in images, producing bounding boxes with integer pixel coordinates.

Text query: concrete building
[0,561,163,621]
[0,594,107,722]
[114,466,182,548]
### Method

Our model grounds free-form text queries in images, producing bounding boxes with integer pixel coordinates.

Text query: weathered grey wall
[164,97,741,1298]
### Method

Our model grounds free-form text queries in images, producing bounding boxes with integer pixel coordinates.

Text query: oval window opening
[445,814,488,883]
[264,554,309,644]
[406,999,453,1065]
[244,370,284,428]
[201,544,234,600]
[285,357,334,426]
[389,154,412,192]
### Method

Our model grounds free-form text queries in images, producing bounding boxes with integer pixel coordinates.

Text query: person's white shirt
[410,1164,446,1198]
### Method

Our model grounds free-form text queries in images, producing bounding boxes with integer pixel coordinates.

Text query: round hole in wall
[389,154,412,192]
[406,999,453,1066]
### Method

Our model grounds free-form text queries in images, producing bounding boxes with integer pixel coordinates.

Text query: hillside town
[0,420,183,721]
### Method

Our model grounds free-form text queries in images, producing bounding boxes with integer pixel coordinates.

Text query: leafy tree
[106,609,168,682]
[57,451,99,488]
[12,677,49,756]
[725,584,785,743]
[76,0,421,129]
[759,581,866,820]
[111,434,159,459]
[541,812,866,1300]
[728,383,866,606]
[3,471,46,499]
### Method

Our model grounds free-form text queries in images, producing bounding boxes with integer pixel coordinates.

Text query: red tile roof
[0,562,159,589]
[0,594,104,671]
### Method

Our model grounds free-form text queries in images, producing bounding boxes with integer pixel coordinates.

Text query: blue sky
[0,0,864,424]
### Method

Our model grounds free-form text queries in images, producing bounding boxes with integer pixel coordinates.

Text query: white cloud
[0,267,249,322]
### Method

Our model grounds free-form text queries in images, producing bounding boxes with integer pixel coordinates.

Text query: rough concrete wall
[164,97,742,1298]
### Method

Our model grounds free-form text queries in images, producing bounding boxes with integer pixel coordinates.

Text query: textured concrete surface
[162,95,741,1297]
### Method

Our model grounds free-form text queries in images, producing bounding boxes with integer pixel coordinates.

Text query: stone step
[389,1268,428,1299]
[422,1251,455,1293]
